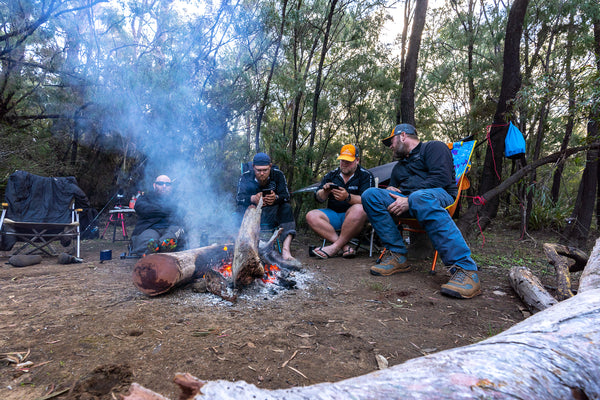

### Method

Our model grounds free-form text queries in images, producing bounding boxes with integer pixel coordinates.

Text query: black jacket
[132,192,182,236]
[316,166,375,213]
[390,141,457,198]
[236,167,291,209]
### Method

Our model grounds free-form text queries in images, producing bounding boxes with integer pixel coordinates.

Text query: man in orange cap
[306,144,375,259]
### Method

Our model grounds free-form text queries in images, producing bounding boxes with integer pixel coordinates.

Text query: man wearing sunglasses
[131,175,184,256]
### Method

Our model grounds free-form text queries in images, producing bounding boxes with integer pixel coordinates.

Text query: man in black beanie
[236,153,296,261]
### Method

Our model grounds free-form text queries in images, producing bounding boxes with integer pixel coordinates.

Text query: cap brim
[382,133,395,147]
[337,155,356,162]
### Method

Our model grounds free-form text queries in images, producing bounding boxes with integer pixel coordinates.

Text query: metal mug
[100,249,112,262]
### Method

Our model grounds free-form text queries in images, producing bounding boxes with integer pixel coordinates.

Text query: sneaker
[159,238,178,252]
[146,239,159,254]
[370,249,411,276]
[440,267,481,299]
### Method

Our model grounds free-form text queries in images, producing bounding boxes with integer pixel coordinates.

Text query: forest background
[1,0,599,249]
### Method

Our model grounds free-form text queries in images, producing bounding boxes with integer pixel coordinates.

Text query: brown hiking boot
[440,267,481,299]
[370,249,411,276]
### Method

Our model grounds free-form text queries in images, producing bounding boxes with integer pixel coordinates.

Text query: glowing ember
[218,263,233,277]
[262,264,280,284]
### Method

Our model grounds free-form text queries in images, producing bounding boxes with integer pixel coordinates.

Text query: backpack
[505,122,526,159]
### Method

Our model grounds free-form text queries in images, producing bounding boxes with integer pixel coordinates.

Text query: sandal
[342,247,356,259]
[312,247,333,259]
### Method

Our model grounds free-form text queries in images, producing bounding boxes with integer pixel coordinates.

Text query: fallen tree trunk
[232,199,264,287]
[125,239,600,399]
[543,242,588,300]
[132,244,233,296]
[508,265,558,313]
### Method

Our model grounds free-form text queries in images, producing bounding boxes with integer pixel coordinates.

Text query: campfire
[131,199,300,301]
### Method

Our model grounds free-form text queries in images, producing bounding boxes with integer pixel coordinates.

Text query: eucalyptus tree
[563,6,600,247]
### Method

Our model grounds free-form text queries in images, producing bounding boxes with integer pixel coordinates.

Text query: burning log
[124,238,600,400]
[232,199,264,287]
[259,228,302,271]
[132,244,233,296]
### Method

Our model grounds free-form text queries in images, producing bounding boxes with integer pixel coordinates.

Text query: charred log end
[234,257,264,287]
[203,269,238,303]
[132,254,183,296]
[173,372,205,400]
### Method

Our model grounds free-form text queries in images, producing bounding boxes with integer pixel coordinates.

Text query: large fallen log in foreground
[125,239,600,400]
[132,244,232,296]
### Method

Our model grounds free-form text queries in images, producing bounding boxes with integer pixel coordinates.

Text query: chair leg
[430,251,439,275]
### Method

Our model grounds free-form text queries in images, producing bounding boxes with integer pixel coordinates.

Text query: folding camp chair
[397,140,476,274]
[0,171,90,258]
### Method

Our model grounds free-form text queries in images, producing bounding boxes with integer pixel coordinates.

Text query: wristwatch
[346,193,352,202]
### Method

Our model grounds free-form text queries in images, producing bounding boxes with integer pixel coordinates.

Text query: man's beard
[393,144,409,159]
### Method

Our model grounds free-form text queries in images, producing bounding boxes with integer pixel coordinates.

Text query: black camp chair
[0,170,91,258]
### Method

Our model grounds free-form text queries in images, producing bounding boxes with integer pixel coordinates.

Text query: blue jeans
[362,187,477,271]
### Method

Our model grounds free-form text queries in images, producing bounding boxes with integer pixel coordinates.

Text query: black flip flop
[313,247,332,259]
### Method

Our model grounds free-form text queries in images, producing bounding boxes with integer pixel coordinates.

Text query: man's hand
[261,191,277,206]
[331,187,348,202]
[387,192,409,216]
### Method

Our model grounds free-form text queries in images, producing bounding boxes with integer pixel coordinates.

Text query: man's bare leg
[281,234,295,261]
[319,205,368,257]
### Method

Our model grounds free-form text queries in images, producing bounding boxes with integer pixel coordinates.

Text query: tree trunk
[563,19,600,248]
[476,0,529,230]
[132,244,234,296]
[551,14,576,204]
[563,118,599,248]
[124,238,600,399]
[254,0,288,151]
[399,0,427,125]
[308,0,338,148]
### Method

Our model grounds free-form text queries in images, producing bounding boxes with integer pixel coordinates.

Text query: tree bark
[399,0,427,125]
[232,200,264,287]
[508,266,557,313]
[563,19,600,248]
[254,0,288,151]
[132,244,234,296]
[563,118,599,247]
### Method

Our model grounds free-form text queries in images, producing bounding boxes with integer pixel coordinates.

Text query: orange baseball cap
[337,144,358,162]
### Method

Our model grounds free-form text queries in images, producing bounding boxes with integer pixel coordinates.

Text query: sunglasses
[154,181,172,186]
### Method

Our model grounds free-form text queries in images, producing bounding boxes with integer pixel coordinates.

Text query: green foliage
[0,0,598,237]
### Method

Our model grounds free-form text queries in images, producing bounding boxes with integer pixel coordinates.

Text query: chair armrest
[2,203,7,208]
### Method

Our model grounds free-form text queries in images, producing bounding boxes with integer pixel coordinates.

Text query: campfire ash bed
[132,200,305,302]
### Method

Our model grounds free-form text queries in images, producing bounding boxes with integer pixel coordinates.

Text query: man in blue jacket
[236,153,296,261]
[361,124,481,299]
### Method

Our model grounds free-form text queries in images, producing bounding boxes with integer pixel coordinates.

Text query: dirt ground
[0,220,581,400]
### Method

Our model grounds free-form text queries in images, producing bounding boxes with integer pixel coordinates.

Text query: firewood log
[509,265,558,312]
[132,244,232,296]
[542,242,589,300]
[124,238,600,400]
[232,199,264,287]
